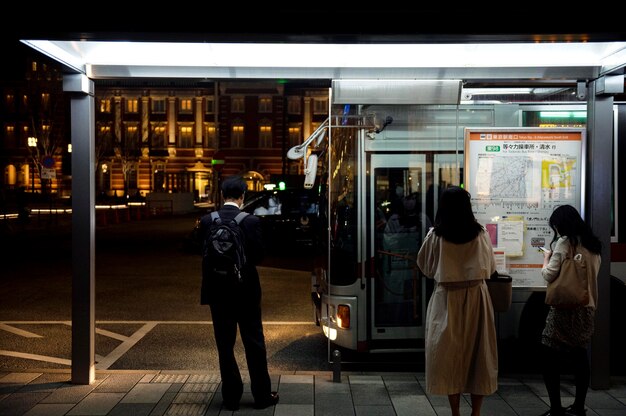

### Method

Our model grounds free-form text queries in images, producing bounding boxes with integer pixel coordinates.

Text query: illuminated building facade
[1,43,330,205]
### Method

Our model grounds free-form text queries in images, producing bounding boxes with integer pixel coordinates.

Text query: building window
[313,97,328,115]
[259,121,272,148]
[5,94,15,111]
[288,124,301,148]
[99,125,111,136]
[23,128,31,150]
[287,97,301,114]
[126,98,139,113]
[5,125,15,147]
[126,124,139,140]
[151,98,166,114]
[31,61,37,72]
[97,124,113,154]
[205,98,215,114]
[41,93,50,111]
[231,96,244,113]
[311,121,322,135]
[179,98,193,114]
[99,98,111,113]
[231,122,244,148]
[259,96,272,113]
[205,123,217,148]
[151,124,166,148]
[22,94,28,108]
[179,125,194,148]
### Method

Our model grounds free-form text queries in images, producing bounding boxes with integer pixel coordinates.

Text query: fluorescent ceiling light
[20,39,626,81]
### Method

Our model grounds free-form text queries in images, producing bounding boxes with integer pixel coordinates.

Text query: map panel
[465,128,583,288]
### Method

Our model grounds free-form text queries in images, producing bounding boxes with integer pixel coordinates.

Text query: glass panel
[328,118,358,286]
[374,166,430,327]
[151,98,166,114]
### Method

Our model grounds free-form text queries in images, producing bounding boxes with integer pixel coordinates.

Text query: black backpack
[203,211,249,283]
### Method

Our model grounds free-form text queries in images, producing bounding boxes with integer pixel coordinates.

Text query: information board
[464,128,584,288]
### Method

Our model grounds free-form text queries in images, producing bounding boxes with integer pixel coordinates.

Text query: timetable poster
[464,128,584,288]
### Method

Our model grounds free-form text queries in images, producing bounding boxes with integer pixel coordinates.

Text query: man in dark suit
[200,175,279,411]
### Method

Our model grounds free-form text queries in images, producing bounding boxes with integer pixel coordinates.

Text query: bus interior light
[337,305,350,329]
[539,111,586,119]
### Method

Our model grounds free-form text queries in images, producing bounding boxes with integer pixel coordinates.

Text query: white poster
[41,167,56,179]
[465,128,584,288]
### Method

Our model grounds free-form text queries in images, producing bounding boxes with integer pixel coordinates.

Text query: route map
[475,155,535,200]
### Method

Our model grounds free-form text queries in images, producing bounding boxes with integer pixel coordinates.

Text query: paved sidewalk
[1,370,625,416]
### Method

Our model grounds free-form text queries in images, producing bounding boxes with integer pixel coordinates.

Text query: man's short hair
[221,175,247,199]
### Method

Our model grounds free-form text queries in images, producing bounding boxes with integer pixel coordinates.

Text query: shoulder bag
[544,247,589,308]
[487,271,513,313]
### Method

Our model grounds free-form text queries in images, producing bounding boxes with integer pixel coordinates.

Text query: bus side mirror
[304,154,318,189]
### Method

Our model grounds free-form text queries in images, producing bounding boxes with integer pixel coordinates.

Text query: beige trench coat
[417,227,498,395]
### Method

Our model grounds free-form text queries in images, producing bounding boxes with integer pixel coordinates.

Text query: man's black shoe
[223,401,239,411]
[254,391,279,409]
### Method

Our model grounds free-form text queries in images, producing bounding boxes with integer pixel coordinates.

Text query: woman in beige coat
[417,186,498,416]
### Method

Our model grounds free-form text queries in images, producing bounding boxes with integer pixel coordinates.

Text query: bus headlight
[322,325,337,340]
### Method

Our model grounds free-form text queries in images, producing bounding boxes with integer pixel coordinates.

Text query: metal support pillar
[65,74,96,385]
[586,78,616,389]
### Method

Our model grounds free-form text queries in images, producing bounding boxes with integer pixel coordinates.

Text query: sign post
[211,151,225,206]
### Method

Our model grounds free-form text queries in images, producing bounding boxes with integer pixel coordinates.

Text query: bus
[290,80,621,363]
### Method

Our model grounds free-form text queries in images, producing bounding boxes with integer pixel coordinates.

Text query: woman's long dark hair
[548,204,602,254]
[433,186,483,244]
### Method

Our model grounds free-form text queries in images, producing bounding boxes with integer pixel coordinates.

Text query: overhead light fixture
[304,154,318,190]
[287,119,329,189]
[539,111,587,119]
[332,79,463,105]
[286,118,329,161]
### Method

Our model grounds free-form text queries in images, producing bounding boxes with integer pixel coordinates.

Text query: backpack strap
[234,212,249,224]
[210,210,247,224]
[210,211,221,224]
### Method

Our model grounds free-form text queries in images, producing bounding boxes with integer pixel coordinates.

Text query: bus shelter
[20,33,626,388]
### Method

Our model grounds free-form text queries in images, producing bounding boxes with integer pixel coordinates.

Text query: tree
[94,92,143,199]
[113,125,142,198]
[28,113,63,196]
[94,120,114,198]
[22,48,67,197]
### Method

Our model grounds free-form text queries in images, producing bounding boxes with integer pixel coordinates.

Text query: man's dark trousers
[210,299,271,404]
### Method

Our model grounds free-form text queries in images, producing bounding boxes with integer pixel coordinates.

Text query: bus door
[369,153,430,346]
[431,153,464,216]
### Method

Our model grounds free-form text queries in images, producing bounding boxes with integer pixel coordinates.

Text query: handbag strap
[562,242,576,260]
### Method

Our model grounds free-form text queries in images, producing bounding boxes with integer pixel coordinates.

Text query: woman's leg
[447,393,461,416]
[570,346,590,413]
[470,394,484,416]
[541,344,563,413]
